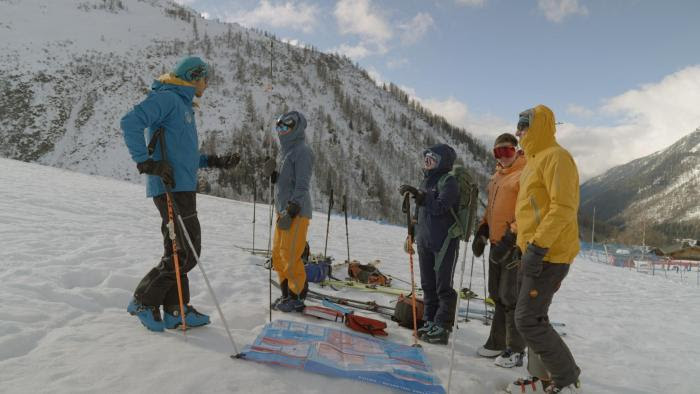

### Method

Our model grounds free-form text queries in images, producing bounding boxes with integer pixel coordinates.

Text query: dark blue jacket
[121,75,209,197]
[416,144,459,252]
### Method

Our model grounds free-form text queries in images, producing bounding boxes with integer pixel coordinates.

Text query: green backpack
[435,165,479,270]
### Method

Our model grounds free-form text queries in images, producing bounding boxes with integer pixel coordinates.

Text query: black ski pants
[484,248,525,352]
[515,261,580,387]
[134,192,201,309]
[417,239,459,329]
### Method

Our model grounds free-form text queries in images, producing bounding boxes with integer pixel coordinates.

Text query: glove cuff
[527,243,548,257]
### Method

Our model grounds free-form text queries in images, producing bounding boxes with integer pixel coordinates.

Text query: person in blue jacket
[399,144,460,345]
[122,56,239,332]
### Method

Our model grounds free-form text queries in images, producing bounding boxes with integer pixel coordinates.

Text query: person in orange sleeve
[472,133,527,368]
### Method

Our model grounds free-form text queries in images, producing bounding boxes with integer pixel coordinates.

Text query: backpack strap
[435,173,462,271]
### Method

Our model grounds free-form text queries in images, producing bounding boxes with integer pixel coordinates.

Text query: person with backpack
[472,133,527,368]
[263,111,314,313]
[121,56,240,332]
[507,105,581,394]
[399,144,460,345]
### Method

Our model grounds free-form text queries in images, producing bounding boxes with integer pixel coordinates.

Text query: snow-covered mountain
[0,0,494,223]
[580,128,700,243]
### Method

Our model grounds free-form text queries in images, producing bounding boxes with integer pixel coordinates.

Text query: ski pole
[481,254,489,325]
[343,195,350,264]
[252,176,256,252]
[464,254,476,323]
[175,214,241,356]
[268,174,274,323]
[324,188,334,259]
[157,130,188,335]
[402,192,420,347]
[447,238,470,393]
[157,130,242,355]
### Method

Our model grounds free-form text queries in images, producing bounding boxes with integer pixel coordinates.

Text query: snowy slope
[0,0,494,225]
[2,158,699,394]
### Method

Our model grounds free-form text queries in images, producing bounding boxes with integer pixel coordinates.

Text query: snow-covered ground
[1,158,699,394]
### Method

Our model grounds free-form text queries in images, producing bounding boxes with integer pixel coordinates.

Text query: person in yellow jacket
[472,133,527,368]
[508,105,582,394]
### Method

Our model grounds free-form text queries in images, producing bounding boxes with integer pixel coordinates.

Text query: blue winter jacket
[121,75,209,197]
[275,112,314,218]
[416,144,459,252]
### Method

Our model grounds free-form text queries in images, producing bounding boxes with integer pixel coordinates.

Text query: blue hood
[279,111,307,153]
[423,143,456,177]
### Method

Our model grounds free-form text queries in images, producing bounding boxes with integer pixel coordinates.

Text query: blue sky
[176,0,700,180]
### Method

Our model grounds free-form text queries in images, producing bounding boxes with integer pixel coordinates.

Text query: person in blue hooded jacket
[263,111,314,313]
[400,144,460,345]
[122,56,240,332]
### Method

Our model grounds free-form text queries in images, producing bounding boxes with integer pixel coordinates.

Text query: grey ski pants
[515,261,580,387]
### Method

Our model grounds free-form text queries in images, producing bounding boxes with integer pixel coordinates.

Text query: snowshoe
[477,345,503,358]
[276,297,305,313]
[494,349,524,368]
[163,305,211,329]
[505,376,550,393]
[420,324,450,345]
[127,298,164,332]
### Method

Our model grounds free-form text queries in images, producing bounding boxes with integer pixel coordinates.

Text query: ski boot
[494,348,525,368]
[271,280,289,310]
[276,296,305,313]
[127,298,164,332]
[417,321,435,338]
[420,324,450,345]
[163,305,211,329]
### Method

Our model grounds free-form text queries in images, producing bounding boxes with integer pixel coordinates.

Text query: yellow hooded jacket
[515,105,580,264]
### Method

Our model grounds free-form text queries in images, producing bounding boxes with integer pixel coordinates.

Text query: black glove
[398,184,425,205]
[137,159,175,188]
[208,153,240,169]
[490,227,517,264]
[262,157,276,176]
[286,201,301,218]
[522,243,548,277]
[471,223,489,257]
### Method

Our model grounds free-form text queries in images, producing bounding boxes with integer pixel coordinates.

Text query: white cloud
[334,0,392,42]
[558,65,700,180]
[537,0,588,23]
[455,0,486,6]
[399,12,434,45]
[331,43,374,60]
[399,88,512,146]
[281,37,305,47]
[387,58,409,69]
[566,103,595,118]
[224,0,319,33]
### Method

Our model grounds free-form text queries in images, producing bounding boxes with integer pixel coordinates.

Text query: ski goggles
[517,109,533,132]
[187,64,209,82]
[276,115,296,134]
[423,150,441,168]
[493,146,516,159]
